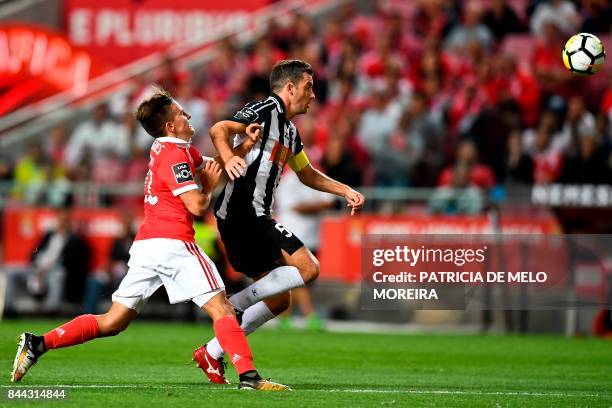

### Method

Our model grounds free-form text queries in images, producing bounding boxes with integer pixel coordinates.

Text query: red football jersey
[135,137,206,242]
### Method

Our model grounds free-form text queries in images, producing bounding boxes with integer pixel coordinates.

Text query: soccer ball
[562,33,606,75]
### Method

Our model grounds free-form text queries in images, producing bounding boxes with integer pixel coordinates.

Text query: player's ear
[287,82,295,97]
[165,121,174,134]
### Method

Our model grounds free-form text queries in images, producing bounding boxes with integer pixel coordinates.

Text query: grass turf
[1,319,611,407]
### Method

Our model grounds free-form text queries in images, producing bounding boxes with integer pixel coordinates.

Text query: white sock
[230,265,304,312]
[206,301,275,359]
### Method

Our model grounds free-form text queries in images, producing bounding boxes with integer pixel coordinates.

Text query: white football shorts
[112,238,224,312]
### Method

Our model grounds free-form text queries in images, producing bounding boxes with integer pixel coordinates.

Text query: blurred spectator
[482,0,527,41]
[429,162,485,214]
[580,0,612,33]
[175,79,210,142]
[65,104,126,168]
[380,91,444,186]
[530,0,580,37]
[46,124,70,169]
[155,57,184,95]
[444,1,494,53]
[321,117,363,187]
[559,130,612,184]
[4,209,90,314]
[554,96,597,154]
[84,212,135,314]
[243,39,281,101]
[412,0,454,41]
[357,87,403,185]
[505,129,534,184]
[438,140,496,189]
[12,143,66,205]
[530,120,564,183]
[531,21,575,98]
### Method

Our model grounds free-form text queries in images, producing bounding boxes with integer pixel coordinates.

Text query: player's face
[291,73,315,115]
[168,102,195,139]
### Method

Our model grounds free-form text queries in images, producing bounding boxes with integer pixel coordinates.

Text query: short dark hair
[135,87,174,138]
[269,60,313,92]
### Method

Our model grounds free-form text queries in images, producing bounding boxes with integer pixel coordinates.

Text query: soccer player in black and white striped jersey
[192,60,364,384]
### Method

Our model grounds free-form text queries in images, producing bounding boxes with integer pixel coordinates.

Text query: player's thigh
[112,240,170,313]
[217,218,286,277]
[280,245,320,282]
[166,241,225,303]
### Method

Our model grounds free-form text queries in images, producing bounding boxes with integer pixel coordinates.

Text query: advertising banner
[64,0,269,66]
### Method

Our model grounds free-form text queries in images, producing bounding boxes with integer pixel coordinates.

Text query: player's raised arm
[296,164,365,216]
[206,122,261,169]
[209,120,251,180]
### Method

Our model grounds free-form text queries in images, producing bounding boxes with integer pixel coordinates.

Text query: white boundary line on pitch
[0,385,607,398]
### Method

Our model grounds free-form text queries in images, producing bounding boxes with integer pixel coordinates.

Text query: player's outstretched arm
[210,121,260,180]
[296,164,365,215]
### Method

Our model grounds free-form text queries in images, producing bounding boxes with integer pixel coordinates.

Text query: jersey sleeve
[188,145,205,171]
[227,101,270,125]
[287,129,310,172]
[159,148,199,196]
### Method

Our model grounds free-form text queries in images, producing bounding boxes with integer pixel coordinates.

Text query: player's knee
[300,258,319,284]
[205,295,235,320]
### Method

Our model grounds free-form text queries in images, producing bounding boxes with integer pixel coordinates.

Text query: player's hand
[344,188,365,216]
[224,155,247,180]
[202,160,223,191]
[245,123,262,145]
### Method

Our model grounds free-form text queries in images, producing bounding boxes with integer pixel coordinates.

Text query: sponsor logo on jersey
[269,141,292,167]
[233,107,258,122]
[172,162,193,184]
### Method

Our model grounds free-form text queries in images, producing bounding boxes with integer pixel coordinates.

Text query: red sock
[43,314,100,350]
[213,316,255,375]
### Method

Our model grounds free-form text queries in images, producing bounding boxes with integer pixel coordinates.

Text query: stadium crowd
[2,0,612,211]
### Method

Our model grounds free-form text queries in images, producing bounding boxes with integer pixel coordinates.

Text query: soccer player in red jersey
[11,88,289,391]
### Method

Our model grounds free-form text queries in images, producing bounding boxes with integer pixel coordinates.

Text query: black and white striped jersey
[215,93,311,221]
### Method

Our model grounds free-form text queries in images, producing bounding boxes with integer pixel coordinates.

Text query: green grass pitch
[1,319,611,407]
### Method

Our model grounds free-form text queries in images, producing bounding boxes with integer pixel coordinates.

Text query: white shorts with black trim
[112,238,224,312]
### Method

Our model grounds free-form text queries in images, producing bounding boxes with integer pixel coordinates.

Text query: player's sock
[213,316,255,375]
[207,301,275,359]
[238,370,262,382]
[43,314,100,350]
[230,266,304,312]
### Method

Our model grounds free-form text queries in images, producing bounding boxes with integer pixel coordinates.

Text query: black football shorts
[217,216,304,278]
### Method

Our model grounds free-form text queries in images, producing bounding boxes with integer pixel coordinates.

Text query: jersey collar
[270,92,286,113]
[156,136,191,146]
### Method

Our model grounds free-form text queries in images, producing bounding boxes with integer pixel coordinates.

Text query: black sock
[31,335,47,356]
[239,370,261,382]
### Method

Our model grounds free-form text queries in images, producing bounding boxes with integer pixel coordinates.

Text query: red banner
[0,24,111,115]
[64,0,270,67]
[318,214,562,282]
